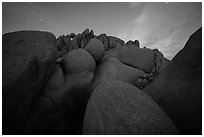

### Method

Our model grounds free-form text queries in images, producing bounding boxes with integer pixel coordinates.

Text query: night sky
[2,2,202,59]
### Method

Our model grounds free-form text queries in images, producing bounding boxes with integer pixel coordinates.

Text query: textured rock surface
[31,48,96,134]
[89,57,146,93]
[81,28,90,48]
[56,35,65,51]
[70,38,79,50]
[108,36,125,49]
[2,31,58,134]
[152,49,169,73]
[85,38,105,63]
[104,45,155,73]
[143,28,202,134]
[62,48,96,73]
[89,30,94,39]
[3,27,201,135]
[32,65,94,134]
[83,81,179,134]
[70,33,76,38]
[97,33,109,50]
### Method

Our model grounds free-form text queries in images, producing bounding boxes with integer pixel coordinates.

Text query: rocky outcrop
[83,81,179,134]
[125,40,140,47]
[103,45,155,73]
[107,36,125,49]
[2,31,58,134]
[89,57,146,93]
[152,49,170,73]
[2,28,201,135]
[143,28,202,134]
[70,32,76,38]
[31,48,96,134]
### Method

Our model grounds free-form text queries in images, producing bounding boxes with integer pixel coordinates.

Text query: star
[40,18,43,22]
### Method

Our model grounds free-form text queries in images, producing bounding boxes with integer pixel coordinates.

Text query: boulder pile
[2,28,201,135]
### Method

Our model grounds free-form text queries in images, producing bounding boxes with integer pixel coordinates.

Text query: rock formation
[83,81,179,134]
[2,31,58,134]
[2,28,201,135]
[143,28,202,134]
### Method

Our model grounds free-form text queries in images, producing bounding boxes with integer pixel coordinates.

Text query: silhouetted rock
[83,81,179,134]
[70,38,79,50]
[75,33,82,47]
[70,33,76,38]
[143,28,202,134]
[2,31,58,134]
[85,38,105,63]
[89,30,94,39]
[82,28,89,36]
[126,40,134,45]
[108,36,125,50]
[126,40,139,47]
[97,34,109,51]
[63,35,71,45]
[152,49,169,73]
[56,35,65,51]
[133,40,140,47]
[97,33,107,42]
[81,28,90,48]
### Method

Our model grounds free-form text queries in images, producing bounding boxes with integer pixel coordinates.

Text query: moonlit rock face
[104,45,155,73]
[89,57,146,92]
[2,27,202,135]
[2,31,58,134]
[83,81,179,134]
[62,48,96,73]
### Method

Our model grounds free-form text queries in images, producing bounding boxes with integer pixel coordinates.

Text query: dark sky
[2,2,202,59]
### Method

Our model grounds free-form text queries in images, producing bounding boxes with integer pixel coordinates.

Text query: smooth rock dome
[85,38,105,63]
[83,80,179,135]
[62,48,96,73]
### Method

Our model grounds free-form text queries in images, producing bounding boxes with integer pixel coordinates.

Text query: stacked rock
[2,28,201,135]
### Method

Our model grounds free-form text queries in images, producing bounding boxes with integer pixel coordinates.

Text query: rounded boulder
[62,48,96,73]
[83,80,179,135]
[85,38,105,63]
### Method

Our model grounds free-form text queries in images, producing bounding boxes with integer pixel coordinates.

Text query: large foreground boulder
[2,31,58,134]
[143,28,202,134]
[32,65,94,134]
[83,81,179,134]
[31,48,97,134]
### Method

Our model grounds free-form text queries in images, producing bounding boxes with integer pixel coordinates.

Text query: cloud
[129,2,201,59]
[129,2,146,9]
